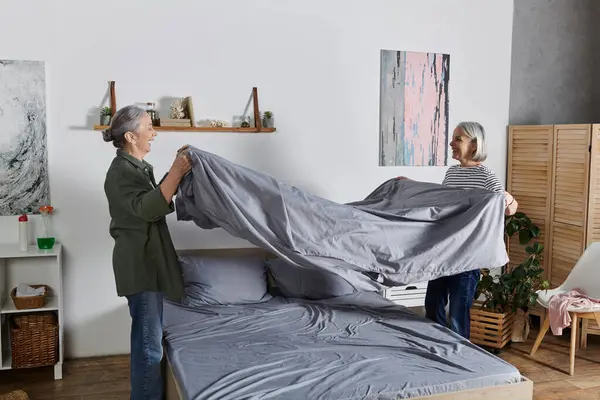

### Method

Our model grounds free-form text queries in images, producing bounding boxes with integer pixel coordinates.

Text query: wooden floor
[500,329,600,399]
[0,329,599,399]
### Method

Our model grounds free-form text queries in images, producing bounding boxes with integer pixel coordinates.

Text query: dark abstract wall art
[0,60,50,215]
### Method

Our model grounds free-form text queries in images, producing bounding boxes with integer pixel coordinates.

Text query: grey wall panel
[509,0,600,125]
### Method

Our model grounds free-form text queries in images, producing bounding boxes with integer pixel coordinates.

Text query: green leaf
[506,222,518,236]
[541,281,550,290]
[513,266,526,279]
[529,293,538,304]
[530,267,544,276]
[500,274,513,285]
[519,229,532,245]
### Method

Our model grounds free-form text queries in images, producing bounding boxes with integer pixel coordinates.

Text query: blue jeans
[126,292,165,400]
[424,270,480,339]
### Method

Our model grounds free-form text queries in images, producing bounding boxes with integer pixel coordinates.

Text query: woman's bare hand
[504,191,518,215]
[170,153,191,179]
[177,144,190,155]
[160,153,192,203]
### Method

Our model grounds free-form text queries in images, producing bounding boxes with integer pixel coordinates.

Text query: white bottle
[18,214,28,252]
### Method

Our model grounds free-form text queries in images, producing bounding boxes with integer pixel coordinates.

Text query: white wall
[0,0,514,357]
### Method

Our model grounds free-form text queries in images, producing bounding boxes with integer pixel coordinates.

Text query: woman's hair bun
[102,128,114,142]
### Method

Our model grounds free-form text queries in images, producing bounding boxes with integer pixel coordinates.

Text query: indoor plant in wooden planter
[472,212,550,349]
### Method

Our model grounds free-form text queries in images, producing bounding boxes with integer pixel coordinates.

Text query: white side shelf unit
[0,244,63,380]
[382,281,428,308]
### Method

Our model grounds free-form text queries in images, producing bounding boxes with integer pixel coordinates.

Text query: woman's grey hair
[102,105,147,148]
[456,121,487,162]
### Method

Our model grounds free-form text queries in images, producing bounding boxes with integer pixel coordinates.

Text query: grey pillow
[179,254,272,306]
[267,258,361,299]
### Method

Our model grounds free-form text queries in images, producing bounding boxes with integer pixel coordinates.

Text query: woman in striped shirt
[424,122,518,339]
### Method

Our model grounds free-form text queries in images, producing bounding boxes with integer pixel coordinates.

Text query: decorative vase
[100,115,111,125]
[511,309,530,343]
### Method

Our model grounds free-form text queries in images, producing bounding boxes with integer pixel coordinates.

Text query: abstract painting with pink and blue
[379,49,450,166]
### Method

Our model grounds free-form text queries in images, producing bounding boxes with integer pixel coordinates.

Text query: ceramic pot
[262,117,275,128]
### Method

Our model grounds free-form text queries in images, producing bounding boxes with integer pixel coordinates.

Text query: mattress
[163,292,522,400]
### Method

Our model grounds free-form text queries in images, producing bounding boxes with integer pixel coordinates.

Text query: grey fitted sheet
[163,293,522,400]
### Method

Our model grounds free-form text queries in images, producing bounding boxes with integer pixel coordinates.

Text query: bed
[162,248,532,400]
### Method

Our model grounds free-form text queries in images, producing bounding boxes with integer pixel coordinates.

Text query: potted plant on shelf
[262,110,274,128]
[240,116,251,128]
[100,106,111,126]
[471,212,550,349]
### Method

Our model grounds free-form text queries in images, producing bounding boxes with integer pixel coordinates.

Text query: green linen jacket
[104,149,184,301]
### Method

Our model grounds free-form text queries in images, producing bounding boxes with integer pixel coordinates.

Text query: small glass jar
[37,205,56,250]
[146,102,159,126]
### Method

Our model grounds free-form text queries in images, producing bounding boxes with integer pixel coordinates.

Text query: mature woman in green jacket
[102,105,191,399]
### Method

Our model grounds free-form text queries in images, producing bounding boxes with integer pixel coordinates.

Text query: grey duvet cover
[163,293,522,400]
[175,147,509,288]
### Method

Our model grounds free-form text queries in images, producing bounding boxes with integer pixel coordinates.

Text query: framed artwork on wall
[379,49,450,166]
[0,60,50,215]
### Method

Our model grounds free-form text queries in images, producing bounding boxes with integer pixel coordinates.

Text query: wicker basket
[10,312,58,369]
[10,285,48,310]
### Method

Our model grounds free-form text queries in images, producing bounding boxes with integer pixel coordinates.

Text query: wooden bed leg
[530,315,550,356]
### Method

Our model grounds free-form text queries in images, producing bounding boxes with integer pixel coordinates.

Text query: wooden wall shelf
[93,125,275,133]
[97,83,276,134]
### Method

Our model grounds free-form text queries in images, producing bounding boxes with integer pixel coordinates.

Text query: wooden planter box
[470,302,515,349]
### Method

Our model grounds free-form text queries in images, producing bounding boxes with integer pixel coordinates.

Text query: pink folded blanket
[548,288,600,335]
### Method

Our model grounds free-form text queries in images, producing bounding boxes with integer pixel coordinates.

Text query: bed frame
[163,247,534,400]
[164,356,532,400]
